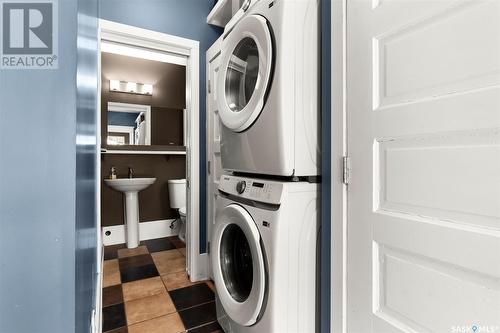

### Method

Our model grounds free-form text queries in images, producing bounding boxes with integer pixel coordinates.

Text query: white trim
[101,150,186,155]
[102,219,180,246]
[107,102,151,145]
[331,1,347,332]
[98,20,205,283]
[107,101,151,113]
[183,109,187,147]
[107,125,135,145]
[100,20,197,57]
[206,36,223,281]
[95,22,103,333]
[92,248,104,333]
[101,40,188,66]
[184,38,206,282]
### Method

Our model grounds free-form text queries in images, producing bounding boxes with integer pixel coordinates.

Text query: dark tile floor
[102,236,222,333]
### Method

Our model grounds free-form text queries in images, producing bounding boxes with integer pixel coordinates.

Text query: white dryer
[216,0,320,178]
[211,175,319,333]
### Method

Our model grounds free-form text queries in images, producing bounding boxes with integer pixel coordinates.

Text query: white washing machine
[211,175,319,333]
[216,0,320,178]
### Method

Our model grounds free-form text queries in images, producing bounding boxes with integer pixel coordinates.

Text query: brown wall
[151,107,184,146]
[101,52,186,145]
[100,53,187,227]
[101,155,186,226]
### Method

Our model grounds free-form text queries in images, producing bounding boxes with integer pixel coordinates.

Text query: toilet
[168,179,187,242]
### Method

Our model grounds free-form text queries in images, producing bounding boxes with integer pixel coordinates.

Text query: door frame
[107,125,135,145]
[97,20,205,281]
[206,36,223,279]
[330,0,347,332]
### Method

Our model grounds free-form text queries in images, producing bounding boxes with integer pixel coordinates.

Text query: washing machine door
[217,14,273,132]
[212,204,266,326]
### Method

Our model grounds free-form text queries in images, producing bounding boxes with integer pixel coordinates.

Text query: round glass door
[211,204,266,326]
[217,15,273,132]
[220,224,254,302]
[225,37,260,113]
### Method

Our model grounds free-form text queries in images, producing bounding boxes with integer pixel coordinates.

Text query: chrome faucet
[109,166,117,179]
[128,167,134,179]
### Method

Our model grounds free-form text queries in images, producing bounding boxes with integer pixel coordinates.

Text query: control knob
[236,181,246,194]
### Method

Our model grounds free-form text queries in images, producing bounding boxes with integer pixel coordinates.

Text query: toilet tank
[168,179,186,209]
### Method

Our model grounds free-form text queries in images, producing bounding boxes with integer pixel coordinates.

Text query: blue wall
[321,0,332,332]
[99,0,222,253]
[0,0,77,331]
[108,111,139,127]
[76,0,99,332]
[0,0,99,331]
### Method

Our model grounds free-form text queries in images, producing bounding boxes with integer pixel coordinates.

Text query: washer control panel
[219,175,283,205]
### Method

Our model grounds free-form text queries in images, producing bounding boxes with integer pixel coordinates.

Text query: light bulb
[126,82,137,93]
[110,80,120,91]
[143,84,153,95]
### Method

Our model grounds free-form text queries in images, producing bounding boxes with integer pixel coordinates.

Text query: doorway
[96,20,206,291]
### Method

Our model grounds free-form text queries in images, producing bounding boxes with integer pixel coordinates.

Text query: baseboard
[102,219,179,246]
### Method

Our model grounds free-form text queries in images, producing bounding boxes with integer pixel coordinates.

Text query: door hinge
[207,160,211,175]
[186,178,190,189]
[343,156,351,185]
[208,80,211,94]
[207,241,211,254]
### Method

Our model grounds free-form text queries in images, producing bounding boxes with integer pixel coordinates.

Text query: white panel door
[347,0,500,332]
[207,38,224,279]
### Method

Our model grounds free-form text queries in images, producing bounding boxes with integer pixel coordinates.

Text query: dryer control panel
[219,175,283,205]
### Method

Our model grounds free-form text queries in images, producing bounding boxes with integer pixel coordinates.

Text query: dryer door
[217,14,273,132]
[212,204,266,326]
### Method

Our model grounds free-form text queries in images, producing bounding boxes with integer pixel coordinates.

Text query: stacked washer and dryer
[211,0,320,332]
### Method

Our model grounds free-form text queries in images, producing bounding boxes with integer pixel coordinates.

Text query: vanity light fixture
[109,80,154,96]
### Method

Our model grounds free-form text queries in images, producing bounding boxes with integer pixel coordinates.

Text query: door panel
[347,0,500,332]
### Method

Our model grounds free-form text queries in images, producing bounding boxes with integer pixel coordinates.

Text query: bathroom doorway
[96,20,206,293]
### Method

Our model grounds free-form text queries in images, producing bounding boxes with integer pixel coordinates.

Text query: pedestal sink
[104,178,156,248]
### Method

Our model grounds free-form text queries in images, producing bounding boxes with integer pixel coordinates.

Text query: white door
[347,1,500,332]
[207,38,224,279]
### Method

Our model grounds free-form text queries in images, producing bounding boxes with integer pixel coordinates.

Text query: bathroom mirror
[107,102,152,146]
[105,102,185,147]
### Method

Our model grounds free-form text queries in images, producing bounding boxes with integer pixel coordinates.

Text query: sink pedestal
[124,191,140,248]
[104,177,156,249]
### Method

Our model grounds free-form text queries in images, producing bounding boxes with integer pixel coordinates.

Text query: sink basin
[104,177,156,248]
[104,177,156,192]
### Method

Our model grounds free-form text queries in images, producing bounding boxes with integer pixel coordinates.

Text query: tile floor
[102,236,222,333]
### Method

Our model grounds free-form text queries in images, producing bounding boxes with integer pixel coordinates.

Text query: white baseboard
[102,219,179,246]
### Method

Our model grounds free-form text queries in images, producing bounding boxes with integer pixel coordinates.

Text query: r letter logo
[1,1,58,69]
